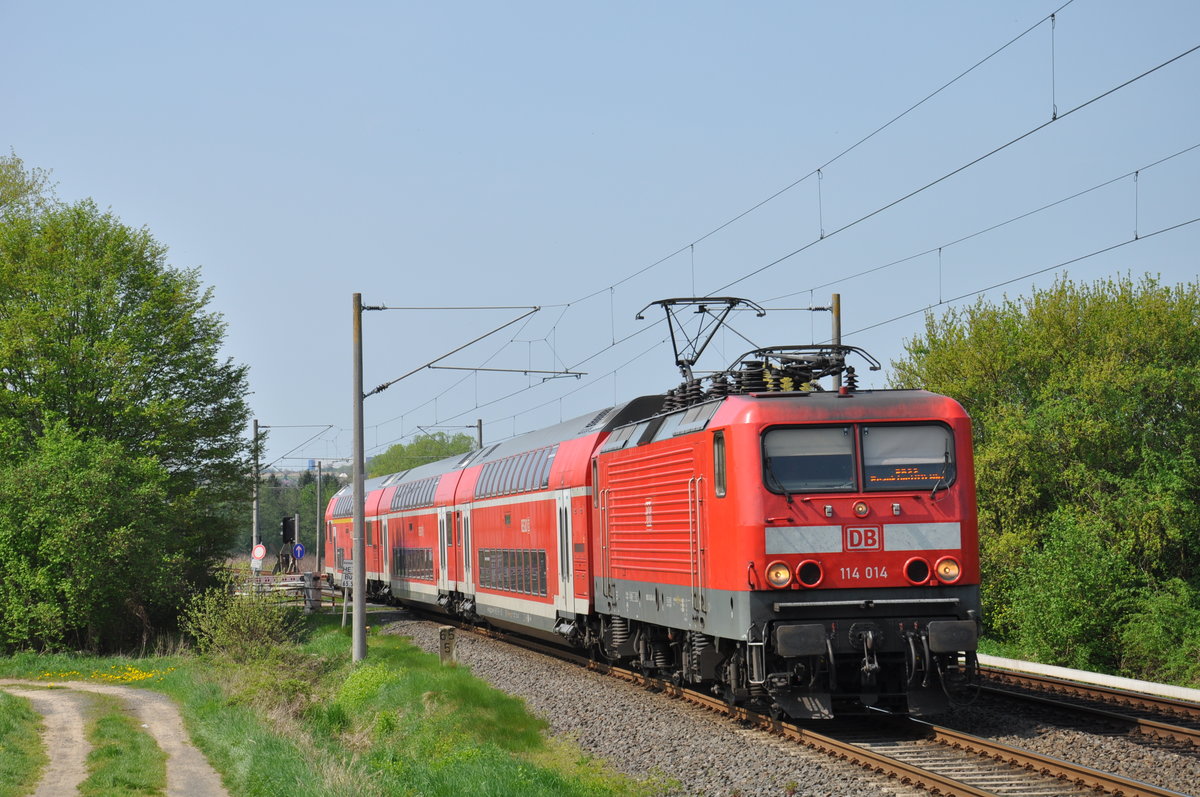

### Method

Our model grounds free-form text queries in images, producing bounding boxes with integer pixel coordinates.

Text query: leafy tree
[0,193,252,650]
[0,420,174,650]
[368,432,476,478]
[891,275,1200,682]
[232,469,344,561]
[0,152,54,220]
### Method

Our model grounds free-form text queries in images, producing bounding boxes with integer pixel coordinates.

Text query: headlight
[853,501,870,517]
[765,560,792,588]
[934,556,962,583]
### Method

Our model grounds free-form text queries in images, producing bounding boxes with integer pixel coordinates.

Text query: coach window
[500,456,518,494]
[862,424,954,491]
[481,461,498,497]
[516,451,537,492]
[762,426,855,493]
[536,445,558,489]
[713,431,727,497]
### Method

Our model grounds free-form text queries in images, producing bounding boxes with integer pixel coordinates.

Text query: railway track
[607,665,1188,797]
[978,665,1200,748]
[421,613,1190,797]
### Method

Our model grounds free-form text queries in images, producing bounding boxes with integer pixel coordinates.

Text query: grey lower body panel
[475,603,559,636]
[391,580,440,608]
[595,576,980,650]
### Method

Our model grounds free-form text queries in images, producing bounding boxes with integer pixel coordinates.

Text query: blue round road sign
[292,542,306,560]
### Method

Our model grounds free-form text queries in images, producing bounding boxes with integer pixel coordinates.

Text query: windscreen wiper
[930,450,951,500]
[764,456,794,504]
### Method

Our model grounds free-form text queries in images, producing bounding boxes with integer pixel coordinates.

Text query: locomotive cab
[592,383,980,719]
[720,390,980,717]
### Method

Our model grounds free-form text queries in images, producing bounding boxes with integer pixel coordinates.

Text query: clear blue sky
[5,1,1198,468]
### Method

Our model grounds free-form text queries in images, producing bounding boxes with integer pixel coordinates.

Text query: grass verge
[0,613,658,796]
[80,692,167,796]
[161,614,656,796]
[0,689,46,797]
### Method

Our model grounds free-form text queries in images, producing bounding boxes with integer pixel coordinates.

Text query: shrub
[181,572,305,658]
[1005,513,1135,671]
[1119,579,1200,686]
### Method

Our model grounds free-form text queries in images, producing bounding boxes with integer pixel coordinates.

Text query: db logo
[844,526,882,551]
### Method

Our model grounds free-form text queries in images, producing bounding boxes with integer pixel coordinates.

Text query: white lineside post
[439,625,457,665]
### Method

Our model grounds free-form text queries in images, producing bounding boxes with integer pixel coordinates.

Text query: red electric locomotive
[324,337,979,718]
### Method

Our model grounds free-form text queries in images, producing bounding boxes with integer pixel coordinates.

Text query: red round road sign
[252,543,267,560]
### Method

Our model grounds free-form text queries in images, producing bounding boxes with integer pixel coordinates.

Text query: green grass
[157,616,655,796]
[80,692,167,796]
[0,614,656,796]
[0,690,47,797]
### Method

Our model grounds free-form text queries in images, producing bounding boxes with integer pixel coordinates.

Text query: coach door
[555,492,575,614]
[459,509,474,596]
[437,508,452,592]
[381,519,390,581]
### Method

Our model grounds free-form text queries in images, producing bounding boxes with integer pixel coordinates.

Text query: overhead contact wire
[764,142,1200,302]
[848,216,1200,337]
[566,1,1075,307]
[367,2,1085,442]
[713,42,1200,295]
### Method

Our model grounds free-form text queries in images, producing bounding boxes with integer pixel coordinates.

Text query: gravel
[380,612,1200,796]
[941,693,1200,796]
[380,613,922,797]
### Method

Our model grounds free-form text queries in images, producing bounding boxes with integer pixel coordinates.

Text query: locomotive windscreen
[762,423,955,493]
[861,423,954,491]
[762,426,854,492]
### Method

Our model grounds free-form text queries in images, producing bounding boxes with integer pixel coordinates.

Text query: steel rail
[980,666,1200,719]
[980,666,1200,747]
[584,662,996,797]
[618,663,1186,797]
[911,720,1189,797]
[978,683,1200,748]
[423,613,1185,796]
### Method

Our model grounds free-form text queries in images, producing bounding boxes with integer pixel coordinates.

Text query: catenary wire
[713,42,1200,295]
[764,141,1200,302]
[848,216,1200,337]
[330,13,1194,459]
[350,3,1089,449]
[566,0,1076,307]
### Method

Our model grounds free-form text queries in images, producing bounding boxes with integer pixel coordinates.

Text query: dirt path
[0,680,229,797]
